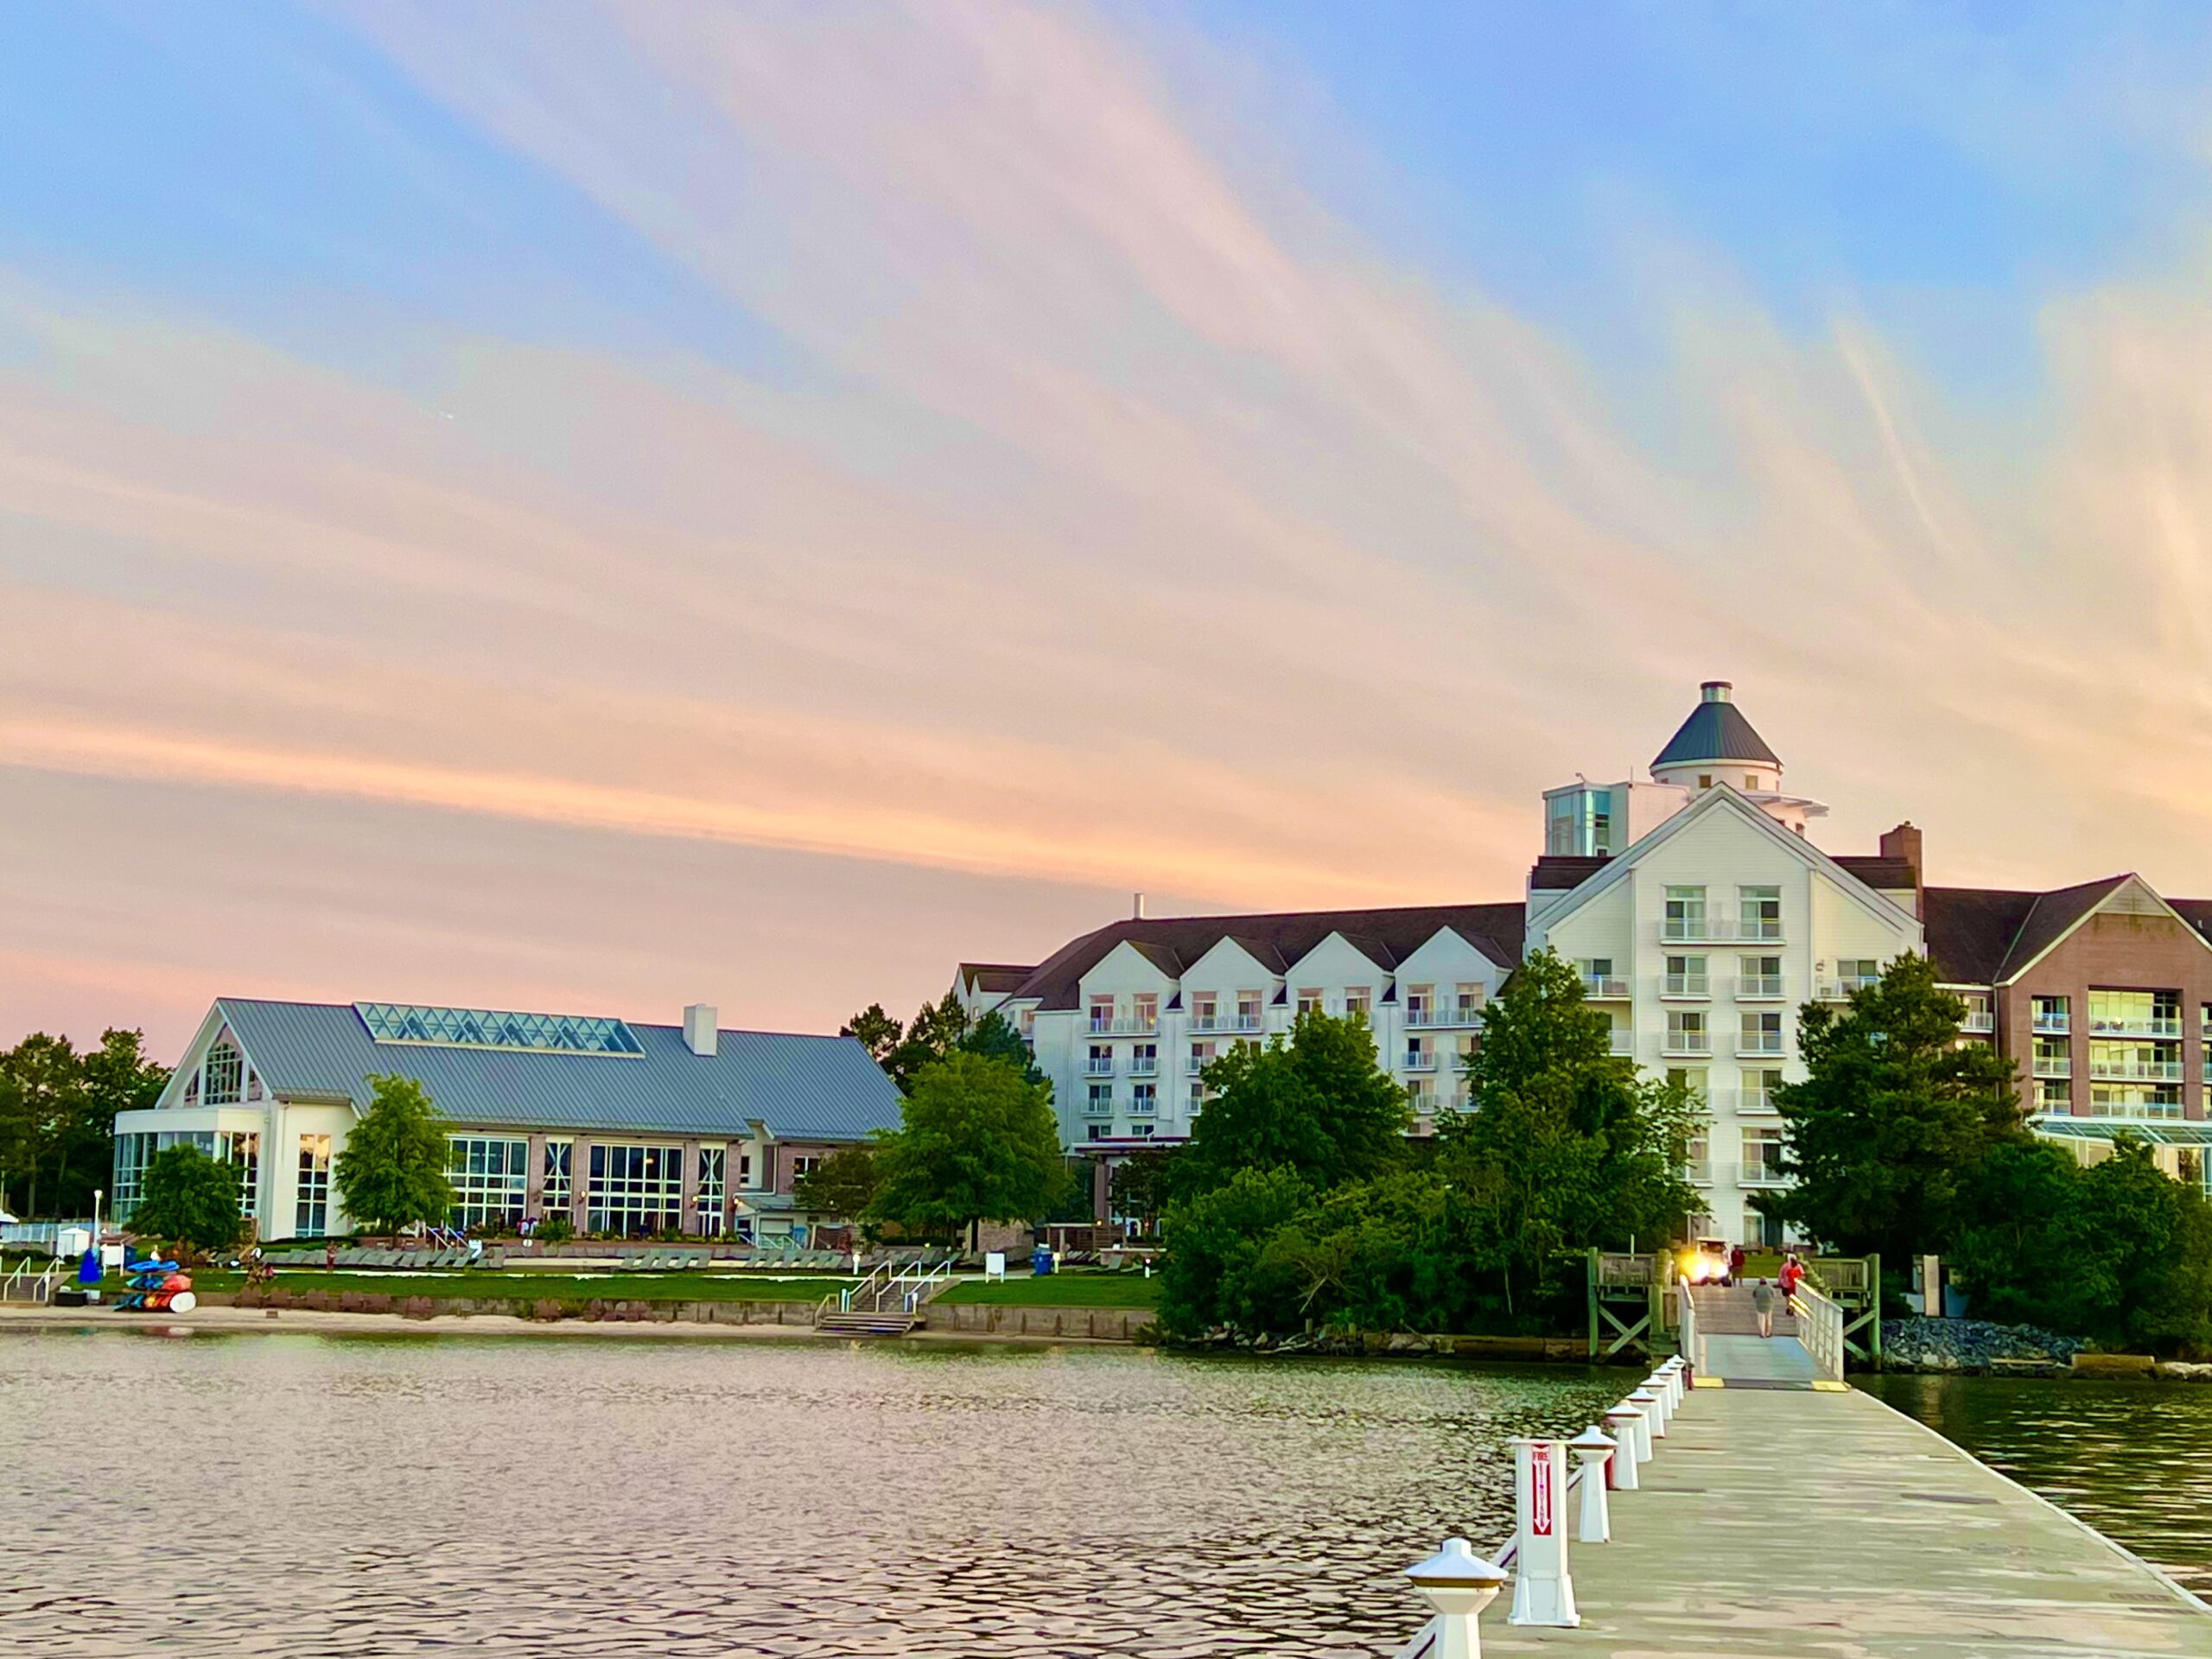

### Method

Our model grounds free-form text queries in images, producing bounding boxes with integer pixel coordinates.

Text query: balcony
[1128,1098,1157,1116]
[2089,1015,2183,1039]
[1088,1016,1160,1036]
[1731,1160,1790,1187]
[1684,1160,1713,1185]
[1581,976,1630,1000]
[2033,1013,2070,1035]
[1662,918,1715,944]
[1610,1030,1637,1057]
[1736,975,1783,1000]
[1661,1032,1711,1057]
[1816,979,1880,1002]
[1662,974,1710,998]
[2031,1056,2072,1079]
[1185,1057,1208,1077]
[1406,1087,1439,1113]
[1081,1096,1114,1118]
[1402,1052,1439,1073]
[1406,1004,1485,1028]
[1084,1058,1115,1077]
[1736,1038,1785,1058]
[1128,1055,1158,1077]
[1960,1010,1995,1033]
[1733,1088,1779,1115]
[2088,1057,2186,1083]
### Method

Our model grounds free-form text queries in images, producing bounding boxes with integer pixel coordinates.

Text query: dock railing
[0,1258,60,1305]
[1791,1280,1846,1382]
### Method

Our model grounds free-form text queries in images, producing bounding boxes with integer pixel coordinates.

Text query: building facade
[113,998,904,1243]
[960,680,2212,1240]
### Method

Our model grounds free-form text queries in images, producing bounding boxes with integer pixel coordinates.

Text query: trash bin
[1031,1247,1055,1277]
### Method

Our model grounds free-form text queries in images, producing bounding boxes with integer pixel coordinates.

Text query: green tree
[1439,949,1700,1313]
[868,1051,1068,1248]
[794,1141,880,1224]
[1108,1146,1176,1236]
[842,1003,904,1068]
[959,1008,1046,1085]
[333,1075,455,1235]
[129,1144,241,1256]
[0,1034,82,1219]
[1173,1011,1409,1198]
[72,1029,169,1218]
[1156,1164,1313,1337]
[1764,952,2023,1263]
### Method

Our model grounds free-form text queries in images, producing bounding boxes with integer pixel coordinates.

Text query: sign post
[1505,1437,1579,1627]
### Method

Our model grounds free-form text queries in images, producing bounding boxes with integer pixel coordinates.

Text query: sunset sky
[10,3,2212,1057]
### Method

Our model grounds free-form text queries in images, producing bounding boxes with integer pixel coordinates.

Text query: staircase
[1691,1281,1799,1337]
[814,1307,922,1337]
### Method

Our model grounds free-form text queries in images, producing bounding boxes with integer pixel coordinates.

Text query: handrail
[1791,1281,1846,1382]
[0,1260,60,1305]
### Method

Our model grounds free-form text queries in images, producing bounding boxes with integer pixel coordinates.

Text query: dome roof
[1653,682,1780,770]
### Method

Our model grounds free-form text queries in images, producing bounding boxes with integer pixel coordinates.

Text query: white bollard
[1505,1437,1579,1627]
[1603,1405,1643,1490]
[1642,1375,1672,1434]
[1661,1357,1687,1408]
[1623,1390,1659,1464]
[1403,1536,1509,1659]
[1569,1425,1614,1542]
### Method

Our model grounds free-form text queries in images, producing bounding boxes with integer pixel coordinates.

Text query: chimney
[1878,823,1924,917]
[1700,680,1732,703]
[1133,892,1146,919]
[683,1003,718,1058]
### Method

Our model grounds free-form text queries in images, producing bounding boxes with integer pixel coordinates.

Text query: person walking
[1751,1277,1775,1338]
[1726,1244,1746,1288]
[1779,1253,1803,1301]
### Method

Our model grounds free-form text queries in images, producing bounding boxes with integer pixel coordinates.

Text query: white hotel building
[958,683,1936,1244]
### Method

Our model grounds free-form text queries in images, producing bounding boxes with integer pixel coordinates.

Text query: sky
[10,2,2212,1057]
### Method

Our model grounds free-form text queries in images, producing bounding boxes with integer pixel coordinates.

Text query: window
[1577,958,1618,995]
[1698,773,1713,790]
[1454,983,1485,1021]
[1405,984,1433,1026]
[1743,1067,1783,1112]
[356,1002,645,1055]
[2032,1038,2070,1077]
[1236,991,1263,1029]
[1544,786,1614,855]
[1130,1043,1158,1077]
[1956,989,1993,1032]
[2037,1077,2072,1112]
[1128,1123,1156,1140]
[218,1131,260,1213]
[1087,1044,1114,1077]
[1191,993,1218,1030]
[1344,986,1371,1020]
[1744,774,1758,790]
[113,1133,151,1220]
[1089,995,1115,1033]
[1188,1040,1215,1077]
[203,1040,244,1105]
[1133,994,1159,1033]
[1738,957,1782,998]
[1739,1011,1783,1055]
[1663,887,1707,942]
[543,1140,573,1217]
[1406,1035,1435,1071]
[2088,988,2179,1037]
[2032,996,2069,1034]
[1086,1124,1109,1143]
[1685,1134,1710,1181]
[1836,959,1879,992]
[1666,1010,1708,1053]
[1738,886,1781,941]
[1130,1084,1157,1116]
[296,1135,333,1237]
[738,1150,755,1188]
[696,1147,726,1235]
[1665,955,1708,996]
[1085,1084,1114,1117]
[587,1144,684,1236]
[446,1136,531,1230]
[1665,1067,1707,1106]
[1741,1127,1785,1182]
[791,1154,823,1179]
[1297,988,1323,1016]
[2089,1084,2183,1120]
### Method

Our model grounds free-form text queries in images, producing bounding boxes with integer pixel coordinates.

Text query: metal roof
[2031,1116,2212,1147]
[214,998,902,1142]
[1652,695,1781,769]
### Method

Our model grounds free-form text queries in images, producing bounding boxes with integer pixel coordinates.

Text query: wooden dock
[1477,1382,2212,1657]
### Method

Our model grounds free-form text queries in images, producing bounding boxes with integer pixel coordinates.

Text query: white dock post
[1569,1426,1614,1542]
[1505,1437,1579,1627]
[1659,1357,1684,1408]
[1402,1537,1509,1659]
[1602,1405,1643,1490]
[1622,1390,1658,1464]
[1641,1374,1672,1434]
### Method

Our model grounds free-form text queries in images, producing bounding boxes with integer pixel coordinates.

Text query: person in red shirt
[1779,1254,1803,1300]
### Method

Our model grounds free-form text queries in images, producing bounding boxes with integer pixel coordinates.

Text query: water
[1861,1373,2212,1595]
[0,1329,1624,1657]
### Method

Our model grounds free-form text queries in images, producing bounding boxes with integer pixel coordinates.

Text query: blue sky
[8,2,2212,1050]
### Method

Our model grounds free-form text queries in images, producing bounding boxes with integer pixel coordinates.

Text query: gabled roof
[198,999,901,1142]
[1923,875,2212,985]
[1007,904,1527,1010]
[1530,782,1921,942]
[1654,697,1780,769]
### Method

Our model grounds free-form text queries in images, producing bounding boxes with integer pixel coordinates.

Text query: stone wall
[924,1303,1150,1341]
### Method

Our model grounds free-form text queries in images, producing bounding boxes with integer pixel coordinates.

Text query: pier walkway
[1475,1382,2212,1657]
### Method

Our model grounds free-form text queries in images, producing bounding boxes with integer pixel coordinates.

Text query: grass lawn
[935,1273,1160,1308]
[102,1269,853,1304]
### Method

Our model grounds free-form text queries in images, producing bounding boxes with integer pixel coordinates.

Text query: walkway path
[1694,1280,1817,1384]
[1478,1384,2212,1657]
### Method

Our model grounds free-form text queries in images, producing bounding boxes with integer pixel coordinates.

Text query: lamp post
[1404,1536,1509,1659]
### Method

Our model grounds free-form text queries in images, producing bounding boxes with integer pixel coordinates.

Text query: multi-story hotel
[958,683,2212,1243]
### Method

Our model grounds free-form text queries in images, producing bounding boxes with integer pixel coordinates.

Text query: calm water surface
[1861,1372,2212,1594]
[1,1329,1624,1657]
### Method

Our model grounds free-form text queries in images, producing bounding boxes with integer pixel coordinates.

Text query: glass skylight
[355,1002,645,1057]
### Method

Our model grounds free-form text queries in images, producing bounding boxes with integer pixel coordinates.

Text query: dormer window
[204,1041,244,1105]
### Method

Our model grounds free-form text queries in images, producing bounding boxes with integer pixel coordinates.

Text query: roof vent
[683,1003,718,1058]
[1134,892,1147,919]
[1700,681,1732,703]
